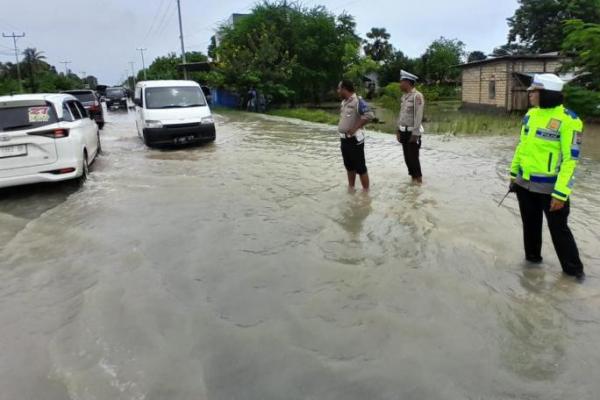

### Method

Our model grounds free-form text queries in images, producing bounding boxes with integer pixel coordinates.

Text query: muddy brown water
[1,109,599,400]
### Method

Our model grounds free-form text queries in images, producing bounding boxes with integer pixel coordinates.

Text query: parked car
[63,89,105,129]
[0,93,101,189]
[105,87,128,110]
[134,80,216,147]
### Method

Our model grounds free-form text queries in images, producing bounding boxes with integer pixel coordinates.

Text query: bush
[564,85,600,119]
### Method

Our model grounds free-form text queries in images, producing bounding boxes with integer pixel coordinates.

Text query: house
[458,52,570,112]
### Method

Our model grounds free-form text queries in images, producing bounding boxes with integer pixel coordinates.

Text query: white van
[134,80,215,147]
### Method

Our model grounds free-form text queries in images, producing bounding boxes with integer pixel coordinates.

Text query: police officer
[337,79,375,191]
[397,70,425,184]
[509,73,585,280]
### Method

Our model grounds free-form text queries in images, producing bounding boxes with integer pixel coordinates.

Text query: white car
[0,93,101,189]
[134,80,215,147]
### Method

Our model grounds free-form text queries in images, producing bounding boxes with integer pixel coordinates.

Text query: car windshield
[144,87,206,109]
[68,92,96,102]
[0,102,58,131]
[107,88,125,97]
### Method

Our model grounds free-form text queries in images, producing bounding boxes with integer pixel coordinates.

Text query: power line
[136,48,148,80]
[2,32,25,92]
[154,1,177,40]
[144,0,169,41]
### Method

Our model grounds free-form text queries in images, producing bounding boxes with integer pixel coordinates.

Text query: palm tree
[22,48,46,93]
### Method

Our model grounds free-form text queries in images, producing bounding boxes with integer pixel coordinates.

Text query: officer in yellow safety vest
[509,73,585,280]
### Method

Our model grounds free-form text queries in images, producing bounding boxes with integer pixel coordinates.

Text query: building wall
[462,58,567,111]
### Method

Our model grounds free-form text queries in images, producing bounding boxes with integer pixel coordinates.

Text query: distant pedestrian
[397,70,425,184]
[337,79,374,191]
[509,73,585,280]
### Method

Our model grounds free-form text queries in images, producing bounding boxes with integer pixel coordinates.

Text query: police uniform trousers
[515,185,584,275]
[399,131,422,178]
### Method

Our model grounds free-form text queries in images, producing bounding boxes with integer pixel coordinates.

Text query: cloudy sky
[0,0,519,85]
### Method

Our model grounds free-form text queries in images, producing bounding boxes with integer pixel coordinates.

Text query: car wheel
[80,151,89,183]
[98,122,104,130]
[96,132,102,155]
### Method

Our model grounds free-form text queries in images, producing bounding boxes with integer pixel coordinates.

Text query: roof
[0,93,75,106]
[458,52,564,68]
[135,80,201,88]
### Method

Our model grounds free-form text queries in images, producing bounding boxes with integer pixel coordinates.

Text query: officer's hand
[396,132,402,143]
[509,180,517,193]
[409,135,419,144]
[346,128,356,137]
[550,198,565,212]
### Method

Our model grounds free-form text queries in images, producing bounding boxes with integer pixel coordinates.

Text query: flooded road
[1,109,599,400]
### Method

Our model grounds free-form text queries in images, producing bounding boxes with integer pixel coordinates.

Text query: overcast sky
[0,0,519,85]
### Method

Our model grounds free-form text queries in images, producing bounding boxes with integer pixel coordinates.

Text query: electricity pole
[129,61,136,89]
[60,61,72,76]
[2,32,25,92]
[136,48,147,80]
[176,0,188,79]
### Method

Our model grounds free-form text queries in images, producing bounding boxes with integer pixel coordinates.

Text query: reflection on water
[0,109,599,400]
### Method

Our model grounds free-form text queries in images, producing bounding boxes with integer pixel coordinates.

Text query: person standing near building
[337,80,374,191]
[509,73,585,280]
[397,70,425,184]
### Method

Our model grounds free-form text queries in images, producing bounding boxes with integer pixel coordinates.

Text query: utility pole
[129,61,136,89]
[136,48,147,80]
[176,0,188,80]
[60,61,72,76]
[2,32,25,93]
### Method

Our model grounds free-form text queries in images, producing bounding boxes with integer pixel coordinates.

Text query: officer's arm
[348,98,374,135]
[553,118,583,201]
[510,113,529,179]
[413,93,425,134]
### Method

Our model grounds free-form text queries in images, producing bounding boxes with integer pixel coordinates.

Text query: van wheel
[96,132,102,155]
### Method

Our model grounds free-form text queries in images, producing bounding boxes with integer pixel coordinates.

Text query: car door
[74,100,98,158]
[134,86,143,137]
[66,101,90,158]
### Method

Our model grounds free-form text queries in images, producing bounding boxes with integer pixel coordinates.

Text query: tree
[467,51,487,62]
[22,48,46,92]
[562,19,600,88]
[491,43,530,56]
[420,37,465,82]
[141,51,208,81]
[379,50,420,86]
[363,27,393,62]
[208,36,217,60]
[507,0,600,52]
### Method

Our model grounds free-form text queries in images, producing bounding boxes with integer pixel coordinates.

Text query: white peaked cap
[400,70,419,82]
[528,73,565,92]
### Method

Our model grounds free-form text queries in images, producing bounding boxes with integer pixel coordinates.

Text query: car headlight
[201,116,214,125]
[144,120,163,129]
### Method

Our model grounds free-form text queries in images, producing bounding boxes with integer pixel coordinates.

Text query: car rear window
[67,92,96,102]
[0,101,59,131]
[107,88,125,96]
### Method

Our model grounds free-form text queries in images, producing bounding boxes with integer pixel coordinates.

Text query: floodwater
[1,108,599,400]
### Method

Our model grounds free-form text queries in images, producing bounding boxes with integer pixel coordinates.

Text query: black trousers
[515,185,584,275]
[399,131,422,178]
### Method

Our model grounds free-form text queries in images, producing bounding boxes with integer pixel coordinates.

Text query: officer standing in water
[509,73,585,280]
[397,70,425,184]
[337,79,375,191]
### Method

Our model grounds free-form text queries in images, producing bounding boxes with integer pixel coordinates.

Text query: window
[75,101,88,118]
[62,103,74,122]
[0,101,58,131]
[489,81,496,100]
[67,101,82,120]
[134,87,142,106]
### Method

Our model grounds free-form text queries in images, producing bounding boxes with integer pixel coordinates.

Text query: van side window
[134,87,142,105]
[62,103,74,122]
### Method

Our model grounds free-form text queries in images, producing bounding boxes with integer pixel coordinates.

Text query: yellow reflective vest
[510,105,583,201]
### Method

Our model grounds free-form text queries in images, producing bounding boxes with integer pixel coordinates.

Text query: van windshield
[144,87,206,109]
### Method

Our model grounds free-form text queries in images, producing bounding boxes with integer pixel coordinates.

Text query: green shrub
[564,85,600,119]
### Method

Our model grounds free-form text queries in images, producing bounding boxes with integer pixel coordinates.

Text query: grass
[267,108,339,125]
[239,102,524,136]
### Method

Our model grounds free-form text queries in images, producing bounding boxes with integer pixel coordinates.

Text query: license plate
[0,144,27,158]
[174,136,195,144]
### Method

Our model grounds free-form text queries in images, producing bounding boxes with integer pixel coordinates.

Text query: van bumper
[143,123,216,146]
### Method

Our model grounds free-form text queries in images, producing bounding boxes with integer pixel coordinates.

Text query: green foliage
[377,82,460,113]
[378,51,420,87]
[491,43,530,56]
[268,107,339,125]
[139,51,208,81]
[507,0,600,52]
[562,20,600,89]
[467,51,487,62]
[363,28,393,62]
[420,37,465,82]
[343,56,379,91]
[208,1,361,104]
[564,85,600,118]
